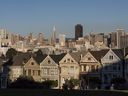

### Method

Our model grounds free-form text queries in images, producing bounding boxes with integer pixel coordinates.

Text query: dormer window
[109,55,113,60]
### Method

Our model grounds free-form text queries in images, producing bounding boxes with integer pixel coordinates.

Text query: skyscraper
[116,28,125,48]
[50,26,56,46]
[75,24,83,40]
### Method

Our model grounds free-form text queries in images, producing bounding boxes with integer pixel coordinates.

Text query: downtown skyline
[0,0,128,38]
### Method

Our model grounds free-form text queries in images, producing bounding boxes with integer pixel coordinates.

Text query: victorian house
[9,54,24,81]
[23,56,41,81]
[101,49,124,88]
[40,54,65,88]
[59,52,80,88]
[80,50,105,88]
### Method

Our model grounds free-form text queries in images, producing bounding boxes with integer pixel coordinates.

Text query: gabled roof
[34,54,47,64]
[69,51,87,63]
[89,49,109,62]
[50,53,66,64]
[112,49,124,59]
[12,53,31,66]
[70,52,81,63]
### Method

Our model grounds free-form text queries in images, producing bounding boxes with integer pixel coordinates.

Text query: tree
[6,48,17,59]
[8,76,39,88]
[111,77,126,90]
[62,78,79,90]
[42,80,58,89]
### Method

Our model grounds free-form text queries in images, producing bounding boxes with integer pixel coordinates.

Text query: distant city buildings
[0,26,128,54]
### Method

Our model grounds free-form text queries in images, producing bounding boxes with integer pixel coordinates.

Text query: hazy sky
[0,0,128,38]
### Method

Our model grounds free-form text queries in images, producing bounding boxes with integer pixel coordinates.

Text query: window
[43,69,47,75]
[31,62,34,65]
[38,70,40,76]
[54,69,58,75]
[71,60,74,63]
[70,66,74,70]
[96,65,99,72]
[33,70,35,75]
[28,69,31,76]
[118,66,121,71]
[91,65,95,71]
[88,57,91,60]
[86,66,89,72]
[24,70,26,75]
[64,60,66,63]
[113,65,116,71]
[105,66,108,70]
[67,58,70,62]
[109,55,113,60]
[48,60,51,64]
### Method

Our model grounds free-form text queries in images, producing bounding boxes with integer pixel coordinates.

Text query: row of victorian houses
[0,48,128,89]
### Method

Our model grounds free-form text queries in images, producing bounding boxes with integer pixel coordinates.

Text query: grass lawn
[0,89,128,96]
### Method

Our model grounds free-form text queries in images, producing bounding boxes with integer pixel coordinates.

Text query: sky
[0,0,128,38]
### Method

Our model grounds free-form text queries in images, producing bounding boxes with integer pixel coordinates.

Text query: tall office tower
[75,24,83,40]
[59,34,66,47]
[110,32,117,48]
[116,28,125,48]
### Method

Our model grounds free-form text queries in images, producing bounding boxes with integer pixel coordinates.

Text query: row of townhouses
[0,48,128,89]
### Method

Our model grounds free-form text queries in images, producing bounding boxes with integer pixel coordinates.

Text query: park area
[0,89,128,96]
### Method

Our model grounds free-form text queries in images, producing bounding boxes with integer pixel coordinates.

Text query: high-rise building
[116,28,125,48]
[110,32,117,48]
[75,24,83,40]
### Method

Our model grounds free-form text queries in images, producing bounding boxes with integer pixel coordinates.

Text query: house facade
[80,51,102,88]
[40,54,65,88]
[101,49,124,88]
[59,52,80,88]
[23,57,41,81]
[9,55,23,81]
[40,55,59,81]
